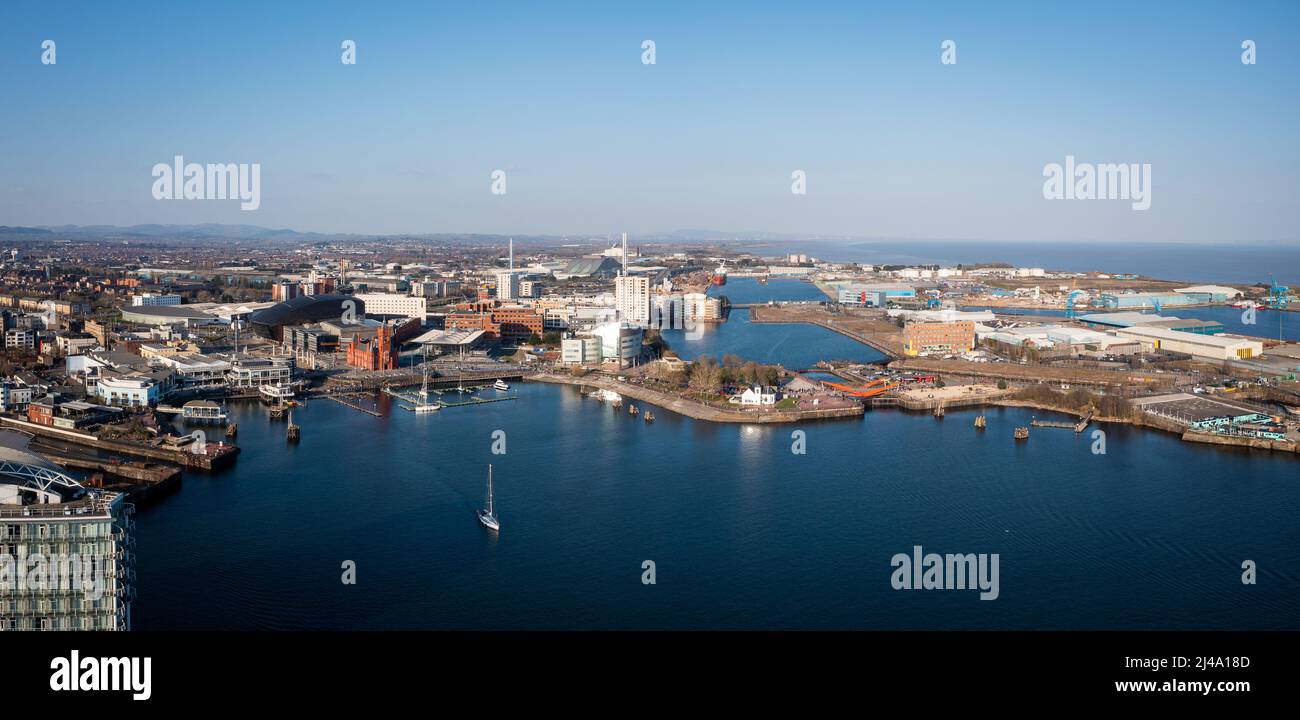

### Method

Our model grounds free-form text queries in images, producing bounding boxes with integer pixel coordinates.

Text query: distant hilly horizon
[0,224,1295,249]
[0,224,853,245]
[0,227,1294,261]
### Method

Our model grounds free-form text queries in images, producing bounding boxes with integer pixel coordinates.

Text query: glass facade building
[0,432,135,631]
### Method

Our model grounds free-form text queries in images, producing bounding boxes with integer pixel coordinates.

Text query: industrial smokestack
[508,238,514,271]
[621,232,628,275]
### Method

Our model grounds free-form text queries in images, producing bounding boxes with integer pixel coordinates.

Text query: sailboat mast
[487,465,494,515]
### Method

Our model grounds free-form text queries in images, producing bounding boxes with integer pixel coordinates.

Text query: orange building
[904,321,975,356]
[27,401,55,427]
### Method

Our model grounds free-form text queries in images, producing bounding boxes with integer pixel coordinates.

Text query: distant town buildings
[131,293,182,307]
[412,279,461,298]
[838,284,916,306]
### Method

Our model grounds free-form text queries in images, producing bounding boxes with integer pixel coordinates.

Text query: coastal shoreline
[531,373,864,424]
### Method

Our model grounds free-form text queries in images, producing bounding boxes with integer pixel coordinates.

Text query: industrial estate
[0,226,1296,632]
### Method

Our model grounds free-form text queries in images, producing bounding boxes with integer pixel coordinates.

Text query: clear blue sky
[1,1,1296,244]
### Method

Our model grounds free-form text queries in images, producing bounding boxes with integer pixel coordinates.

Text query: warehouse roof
[1175,285,1243,297]
[1115,325,1261,348]
[411,328,485,346]
[1078,311,1173,327]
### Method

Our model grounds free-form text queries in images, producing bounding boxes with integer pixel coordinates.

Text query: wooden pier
[326,394,382,417]
[438,395,517,408]
[1031,411,1093,433]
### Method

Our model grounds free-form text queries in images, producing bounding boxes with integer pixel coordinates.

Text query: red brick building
[446,301,543,343]
[27,400,55,426]
[347,324,396,371]
[344,319,423,370]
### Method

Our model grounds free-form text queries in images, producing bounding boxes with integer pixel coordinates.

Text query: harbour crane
[1267,275,1291,310]
[1065,290,1088,319]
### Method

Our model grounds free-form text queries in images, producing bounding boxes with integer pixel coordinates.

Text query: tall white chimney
[621,232,628,275]
[508,238,514,271]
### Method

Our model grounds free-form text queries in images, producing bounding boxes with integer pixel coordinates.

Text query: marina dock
[1030,411,1093,432]
[382,385,517,411]
[326,393,383,417]
[0,417,239,472]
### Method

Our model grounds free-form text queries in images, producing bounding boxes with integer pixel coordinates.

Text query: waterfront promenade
[531,373,864,423]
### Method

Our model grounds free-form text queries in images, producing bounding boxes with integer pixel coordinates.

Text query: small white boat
[414,402,440,414]
[477,464,500,532]
[494,379,510,391]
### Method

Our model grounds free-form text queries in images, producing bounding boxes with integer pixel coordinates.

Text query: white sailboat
[477,464,500,532]
[415,360,439,413]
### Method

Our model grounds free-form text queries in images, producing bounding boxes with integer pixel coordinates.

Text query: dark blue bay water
[659,308,885,369]
[129,277,1300,630]
[653,278,884,368]
[133,387,1300,630]
[710,276,828,305]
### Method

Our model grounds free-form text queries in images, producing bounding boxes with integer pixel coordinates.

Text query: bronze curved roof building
[248,294,364,341]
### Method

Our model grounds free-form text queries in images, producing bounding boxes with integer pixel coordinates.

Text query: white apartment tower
[495,271,520,301]
[614,233,650,326]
